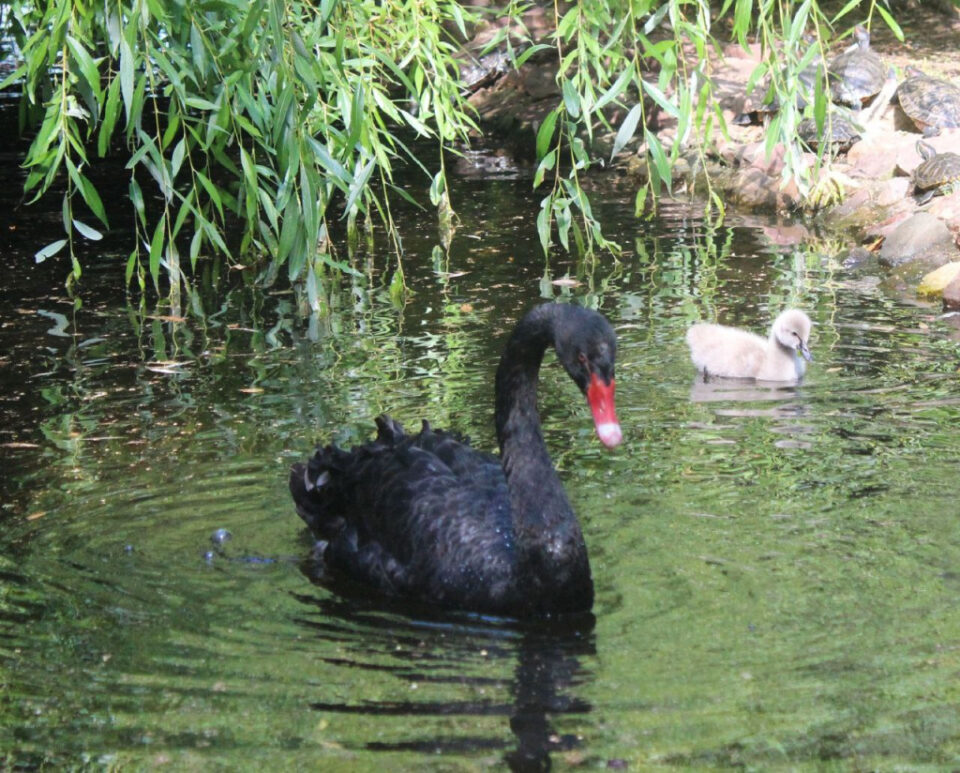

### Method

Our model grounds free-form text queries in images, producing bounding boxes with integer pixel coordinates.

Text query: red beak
[586,373,622,448]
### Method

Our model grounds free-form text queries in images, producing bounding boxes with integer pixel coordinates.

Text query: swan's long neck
[494,307,574,533]
[767,330,806,379]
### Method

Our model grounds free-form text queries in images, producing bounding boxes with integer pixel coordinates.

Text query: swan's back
[290,416,532,614]
[686,323,767,379]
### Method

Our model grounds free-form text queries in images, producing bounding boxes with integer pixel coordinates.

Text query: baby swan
[686,309,813,382]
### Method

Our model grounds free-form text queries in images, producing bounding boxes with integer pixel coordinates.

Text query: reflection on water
[3,173,960,767]
[296,594,595,770]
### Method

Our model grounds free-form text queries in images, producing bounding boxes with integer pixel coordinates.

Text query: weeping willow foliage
[1,0,898,309]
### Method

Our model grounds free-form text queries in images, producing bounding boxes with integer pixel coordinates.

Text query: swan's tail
[289,414,409,538]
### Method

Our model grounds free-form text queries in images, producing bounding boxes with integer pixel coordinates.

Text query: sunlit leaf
[536,108,560,160]
[73,219,103,241]
[35,240,67,263]
[610,103,643,161]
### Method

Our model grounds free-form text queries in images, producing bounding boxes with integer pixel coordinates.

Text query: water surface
[3,175,960,769]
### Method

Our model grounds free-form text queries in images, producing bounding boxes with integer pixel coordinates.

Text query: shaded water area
[3,156,960,769]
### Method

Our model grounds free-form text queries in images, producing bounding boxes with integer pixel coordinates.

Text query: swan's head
[771,309,813,363]
[554,307,622,448]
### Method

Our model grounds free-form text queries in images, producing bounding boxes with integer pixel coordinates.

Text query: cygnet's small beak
[798,341,813,362]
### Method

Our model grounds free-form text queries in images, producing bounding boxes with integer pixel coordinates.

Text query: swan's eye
[578,352,588,365]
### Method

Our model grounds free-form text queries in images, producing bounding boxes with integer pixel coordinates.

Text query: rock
[729,168,802,211]
[826,178,913,233]
[722,42,763,60]
[842,246,875,270]
[944,274,960,310]
[878,211,957,268]
[846,131,917,179]
[917,261,960,296]
[928,189,960,225]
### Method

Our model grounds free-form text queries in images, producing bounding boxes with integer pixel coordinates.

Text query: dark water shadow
[292,591,596,771]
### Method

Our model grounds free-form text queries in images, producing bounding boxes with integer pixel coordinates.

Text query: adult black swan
[289,303,622,618]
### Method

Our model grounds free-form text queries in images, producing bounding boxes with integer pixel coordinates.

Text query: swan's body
[289,304,621,618]
[686,309,813,382]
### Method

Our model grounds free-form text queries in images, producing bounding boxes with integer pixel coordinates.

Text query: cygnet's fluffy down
[686,309,813,382]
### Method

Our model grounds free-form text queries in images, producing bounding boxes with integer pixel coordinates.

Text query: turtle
[912,140,960,203]
[734,62,821,125]
[458,49,513,95]
[734,41,821,125]
[896,68,960,136]
[798,114,862,153]
[827,25,885,109]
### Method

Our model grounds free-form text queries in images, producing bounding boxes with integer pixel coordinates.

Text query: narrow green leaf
[536,108,560,160]
[388,268,405,306]
[875,7,904,41]
[595,68,633,112]
[278,196,301,265]
[634,186,648,217]
[189,230,202,269]
[148,216,166,288]
[98,77,122,157]
[66,35,101,101]
[342,158,375,216]
[830,0,862,24]
[555,199,571,251]
[645,129,672,191]
[119,36,134,121]
[642,80,679,118]
[0,64,26,92]
[515,44,551,67]
[536,198,552,255]
[35,240,67,263]
[129,178,146,226]
[195,171,224,219]
[562,80,581,118]
[429,171,445,207]
[185,97,218,111]
[170,137,186,180]
[75,173,108,228]
[533,149,557,188]
[190,23,207,77]
[610,103,643,161]
[125,249,138,287]
[73,219,103,241]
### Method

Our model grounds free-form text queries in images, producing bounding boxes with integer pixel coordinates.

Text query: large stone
[826,178,913,233]
[917,261,960,297]
[878,211,957,268]
[944,274,960,310]
[846,131,918,180]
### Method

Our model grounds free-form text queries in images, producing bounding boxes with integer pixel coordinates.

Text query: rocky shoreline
[462,7,960,312]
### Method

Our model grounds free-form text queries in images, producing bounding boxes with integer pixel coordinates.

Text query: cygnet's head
[771,309,813,362]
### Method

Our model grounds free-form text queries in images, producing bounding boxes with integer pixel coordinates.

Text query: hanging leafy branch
[2,0,493,310]
[1,0,904,306]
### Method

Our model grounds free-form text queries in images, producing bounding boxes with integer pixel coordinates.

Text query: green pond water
[3,172,960,770]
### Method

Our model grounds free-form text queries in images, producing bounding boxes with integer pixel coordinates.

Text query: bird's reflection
[689,376,807,406]
[505,620,595,771]
[294,591,595,770]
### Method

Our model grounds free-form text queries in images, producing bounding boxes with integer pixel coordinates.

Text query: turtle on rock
[798,114,862,153]
[734,59,821,126]
[896,68,960,136]
[827,25,885,109]
[912,140,960,204]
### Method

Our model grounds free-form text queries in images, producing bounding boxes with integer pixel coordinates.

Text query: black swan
[289,303,622,617]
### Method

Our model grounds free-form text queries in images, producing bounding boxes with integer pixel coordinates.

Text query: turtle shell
[827,27,885,108]
[798,115,861,152]
[896,72,960,134]
[913,141,960,193]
